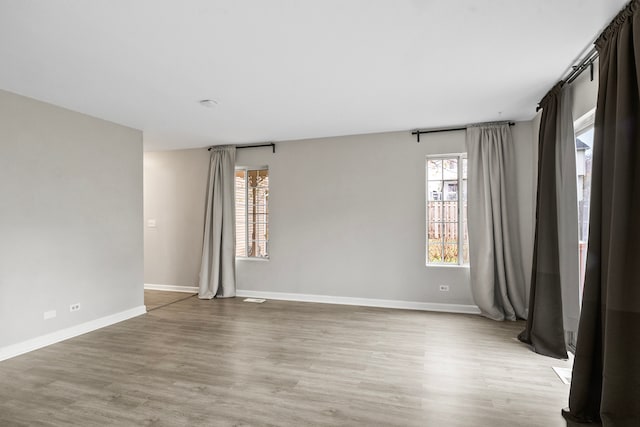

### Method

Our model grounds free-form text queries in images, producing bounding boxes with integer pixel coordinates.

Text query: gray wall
[0,89,144,347]
[571,58,599,121]
[144,149,209,286]
[144,122,535,307]
[512,121,536,304]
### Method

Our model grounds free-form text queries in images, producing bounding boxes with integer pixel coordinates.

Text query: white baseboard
[0,305,147,362]
[144,283,198,293]
[236,290,481,315]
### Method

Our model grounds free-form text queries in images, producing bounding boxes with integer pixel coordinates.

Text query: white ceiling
[0,0,627,150]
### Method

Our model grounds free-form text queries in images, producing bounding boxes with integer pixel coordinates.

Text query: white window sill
[236,257,270,262]
[425,264,469,269]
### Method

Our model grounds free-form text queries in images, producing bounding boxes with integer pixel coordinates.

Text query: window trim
[235,165,269,260]
[574,108,595,135]
[425,153,468,266]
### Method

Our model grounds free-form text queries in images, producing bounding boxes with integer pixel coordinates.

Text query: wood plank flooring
[144,289,196,311]
[0,293,572,426]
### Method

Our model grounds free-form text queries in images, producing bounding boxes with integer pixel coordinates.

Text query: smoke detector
[199,99,219,108]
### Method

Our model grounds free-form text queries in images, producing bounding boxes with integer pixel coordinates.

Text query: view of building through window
[426,155,468,265]
[235,168,269,258]
[576,126,593,302]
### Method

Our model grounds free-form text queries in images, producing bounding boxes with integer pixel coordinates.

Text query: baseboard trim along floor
[144,283,199,293]
[236,289,481,315]
[0,305,147,362]
[144,284,481,314]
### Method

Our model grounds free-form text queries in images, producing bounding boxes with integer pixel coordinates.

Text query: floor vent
[243,298,266,303]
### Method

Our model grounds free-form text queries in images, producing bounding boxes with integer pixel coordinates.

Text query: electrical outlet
[439,285,450,292]
[43,310,56,320]
[69,303,81,312]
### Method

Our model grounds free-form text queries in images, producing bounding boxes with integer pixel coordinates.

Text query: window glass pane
[462,179,468,264]
[235,170,247,257]
[237,168,269,258]
[428,221,442,241]
[443,222,458,245]
[428,241,444,263]
[462,242,469,264]
[442,201,458,223]
[428,181,443,201]
[443,180,458,201]
[428,201,443,223]
[248,169,268,188]
[248,180,268,257]
[576,127,593,302]
[442,159,458,180]
[426,154,468,265]
[462,179,467,203]
[427,160,442,180]
[462,205,467,228]
[463,219,468,243]
[443,244,458,264]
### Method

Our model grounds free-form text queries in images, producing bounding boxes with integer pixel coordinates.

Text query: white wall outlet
[147,219,157,228]
[69,303,81,312]
[439,285,450,292]
[43,310,56,320]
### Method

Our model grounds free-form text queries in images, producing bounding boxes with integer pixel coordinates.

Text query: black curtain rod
[536,46,599,112]
[208,142,276,153]
[565,46,598,85]
[411,122,515,143]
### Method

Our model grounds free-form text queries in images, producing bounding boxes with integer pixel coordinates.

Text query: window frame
[425,153,468,266]
[574,108,595,135]
[235,165,269,260]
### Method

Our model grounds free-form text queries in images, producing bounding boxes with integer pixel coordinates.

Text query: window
[426,154,468,265]
[235,167,269,258]
[574,110,595,304]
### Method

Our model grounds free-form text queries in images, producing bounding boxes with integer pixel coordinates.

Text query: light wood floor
[0,292,571,426]
[144,289,196,311]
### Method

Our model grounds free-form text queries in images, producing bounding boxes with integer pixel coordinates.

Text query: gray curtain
[518,83,568,359]
[563,1,640,424]
[466,123,527,321]
[199,145,236,299]
[519,82,581,358]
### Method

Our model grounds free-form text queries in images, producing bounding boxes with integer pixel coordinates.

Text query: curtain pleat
[466,123,527,321]
[199,145,236,299]
[563,1,640,424]
[518,83,569,359]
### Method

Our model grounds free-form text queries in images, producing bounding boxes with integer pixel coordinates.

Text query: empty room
[1,1,638,426]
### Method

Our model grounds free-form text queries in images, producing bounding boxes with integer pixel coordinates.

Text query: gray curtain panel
[518,83,568,360]
[563,1,640,425]
[466,123,527,321]
[199,145,236,299]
